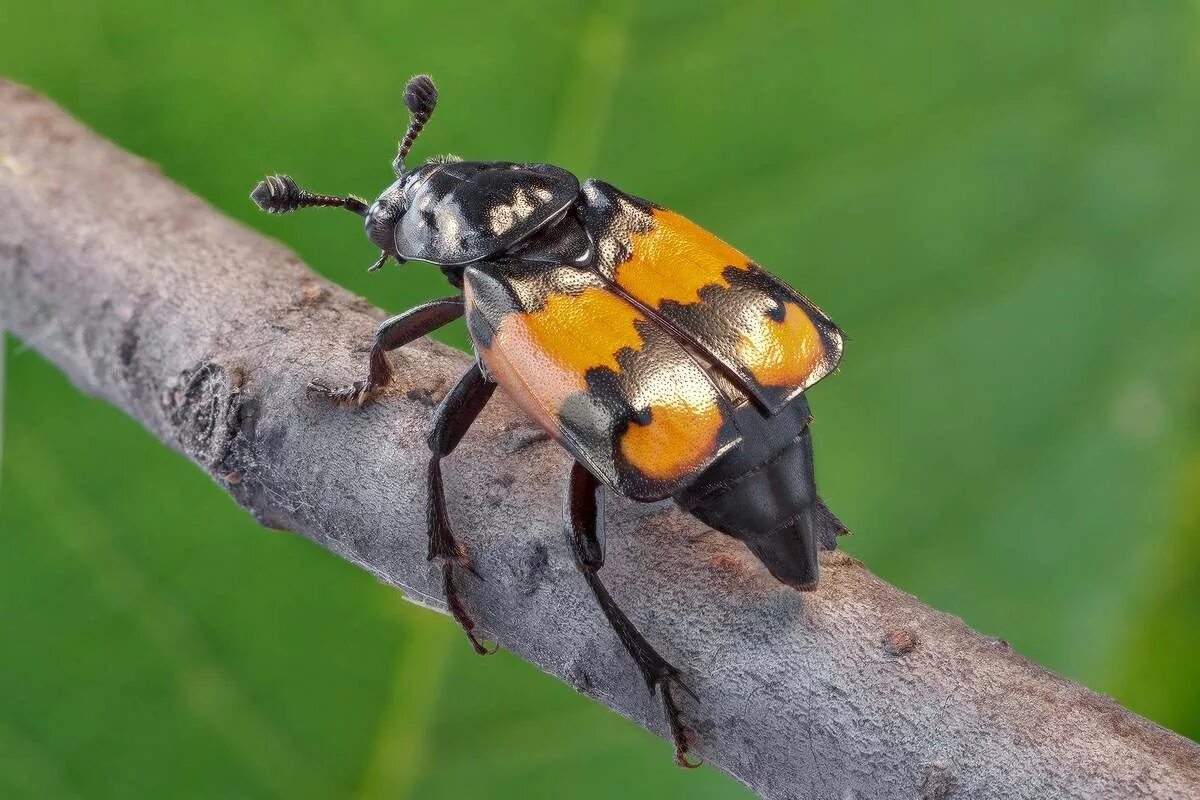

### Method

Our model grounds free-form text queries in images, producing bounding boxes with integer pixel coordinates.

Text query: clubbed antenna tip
[250,174,303,214]
[249,174,368,217]
[404,74,438,117]
[394,74,439,174]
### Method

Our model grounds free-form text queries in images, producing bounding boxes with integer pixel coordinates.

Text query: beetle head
[249,74,440,273]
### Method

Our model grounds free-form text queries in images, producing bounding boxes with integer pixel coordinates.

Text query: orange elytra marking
[491,286,645,413]
[619,398,724,482]
[475,341,564,440]
[615,208,752,308]
[736,301,824,388]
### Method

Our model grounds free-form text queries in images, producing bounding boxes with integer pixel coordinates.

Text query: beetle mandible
[250,74,847,766]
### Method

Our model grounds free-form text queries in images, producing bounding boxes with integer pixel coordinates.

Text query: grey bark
[2,80,1197,800]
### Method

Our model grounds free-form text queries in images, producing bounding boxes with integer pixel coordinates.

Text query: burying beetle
[251,74,846,766]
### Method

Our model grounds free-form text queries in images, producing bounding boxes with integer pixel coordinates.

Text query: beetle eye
[363,180,408,253]
[365,203,401,252]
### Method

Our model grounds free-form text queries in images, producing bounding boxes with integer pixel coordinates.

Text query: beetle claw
[452,553,483,581]
[658,673,702,769]
[441,560,495,655]
[307,378,378,407]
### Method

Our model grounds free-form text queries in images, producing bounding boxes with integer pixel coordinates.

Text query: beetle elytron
[250,74,847,766]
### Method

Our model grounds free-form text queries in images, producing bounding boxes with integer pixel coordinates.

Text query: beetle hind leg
[565,461,700,767]
[426,362,498,655]
[308,297,464,406]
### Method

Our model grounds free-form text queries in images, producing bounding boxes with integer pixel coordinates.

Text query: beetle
[250,74,847,766]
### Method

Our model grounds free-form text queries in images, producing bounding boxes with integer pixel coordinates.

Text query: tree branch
[2,81,1196,800]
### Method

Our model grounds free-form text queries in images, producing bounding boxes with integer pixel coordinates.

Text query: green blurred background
[2,1,1198,797]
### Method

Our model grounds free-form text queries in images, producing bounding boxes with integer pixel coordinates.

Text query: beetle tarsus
[565,461,700,767]
[660,675,702,768]
[582,568,700,765]
[429,490,491,654]
[306,378,378,407]
[442,561,495,655]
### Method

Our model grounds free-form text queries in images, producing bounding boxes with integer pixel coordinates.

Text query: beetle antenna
[250,174,369,217]
[392,74,438,176]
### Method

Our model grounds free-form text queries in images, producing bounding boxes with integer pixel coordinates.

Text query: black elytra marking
[464,258,741,500]
[655,267,803,408]
[579,179,656,269]
[578,179,844,411]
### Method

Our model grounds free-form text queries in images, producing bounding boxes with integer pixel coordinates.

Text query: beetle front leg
[309,297,464,406]
[564,461,699,767]
[426,362,498,654]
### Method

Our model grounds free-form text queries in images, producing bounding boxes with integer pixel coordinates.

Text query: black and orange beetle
[250,74,847,765]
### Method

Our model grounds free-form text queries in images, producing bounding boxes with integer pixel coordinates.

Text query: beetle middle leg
[426,362,497,654]
[309,297,464,406]
[564,461,699,767]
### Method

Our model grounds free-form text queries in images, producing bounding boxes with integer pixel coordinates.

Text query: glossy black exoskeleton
[250,74,846,767]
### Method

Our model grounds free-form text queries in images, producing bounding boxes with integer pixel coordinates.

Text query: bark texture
[2,81,1197,800]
